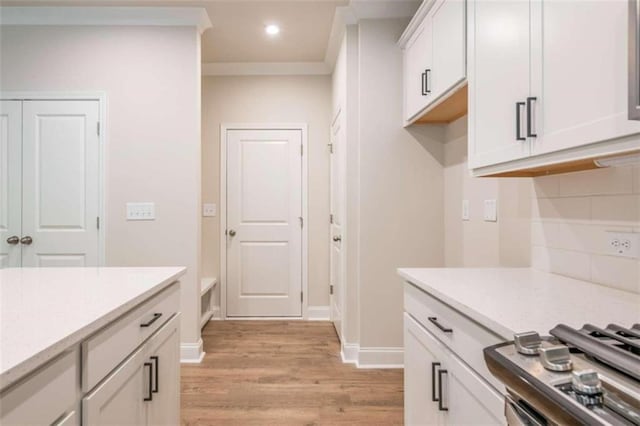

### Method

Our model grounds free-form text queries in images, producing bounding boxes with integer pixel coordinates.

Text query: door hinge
[299,216,303,228]
[96,216,100,229]
[329,214,334,224]
[328,143,333,154]
[97,122,101,136]
[300,291,303,303]
[330,284,334,295]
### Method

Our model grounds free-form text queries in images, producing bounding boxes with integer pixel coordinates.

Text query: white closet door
[21,100,100,267]
[0,101,22,268]
[226,128,303,317]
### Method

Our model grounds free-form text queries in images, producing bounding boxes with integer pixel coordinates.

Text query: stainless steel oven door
[630,0,640,119]
[505,395,547,426]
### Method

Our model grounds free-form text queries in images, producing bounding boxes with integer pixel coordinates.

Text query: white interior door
[21,100,100,267]
[226,128,303,317]
[0,101,22,268]
[330,113,345,339]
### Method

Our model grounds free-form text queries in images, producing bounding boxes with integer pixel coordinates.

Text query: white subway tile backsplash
[556,167,633,197]
[591,195,640,225]
[532,168,640,294]
[591,255,640,293]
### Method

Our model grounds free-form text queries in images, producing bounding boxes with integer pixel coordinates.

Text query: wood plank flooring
[181,321,403,425]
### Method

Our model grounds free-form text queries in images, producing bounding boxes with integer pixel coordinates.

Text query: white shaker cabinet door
[146,315,181,426]
[468,0,532,168]
[404,314,445,426]
[82,346,149,426]
[530,0,640,155]
[431,0,466,101]
[404,21,433,121]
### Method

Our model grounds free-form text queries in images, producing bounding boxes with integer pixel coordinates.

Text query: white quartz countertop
[0,267,186,390]
[398,267,640,341]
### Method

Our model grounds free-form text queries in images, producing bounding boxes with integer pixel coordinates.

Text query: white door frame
[0,91,107,266]
[219,123,309,319]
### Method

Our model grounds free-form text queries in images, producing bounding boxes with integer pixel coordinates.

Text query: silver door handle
[333,236,342,242]
[20,236,33,245]
[6,236,19,245]
[228,229,236,237]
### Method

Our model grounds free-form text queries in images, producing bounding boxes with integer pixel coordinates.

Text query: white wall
[443,116,532,267]
[0,25,203,354]
[201,74,332,309]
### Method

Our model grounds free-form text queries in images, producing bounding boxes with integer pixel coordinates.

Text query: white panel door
[330,113,345,340]
[468,0,532,168]
[0,101,22,268]
[226,129,303,317]
[21,100,100,267]
[530,0,640,155]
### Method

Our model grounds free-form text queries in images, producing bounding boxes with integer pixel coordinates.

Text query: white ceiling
[0,0,350,63]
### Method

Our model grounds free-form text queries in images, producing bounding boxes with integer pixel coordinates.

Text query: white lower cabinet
[404,313,505,425]
[83,315,180,426]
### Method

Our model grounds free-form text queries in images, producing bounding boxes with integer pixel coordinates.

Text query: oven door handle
[505,395,544,426]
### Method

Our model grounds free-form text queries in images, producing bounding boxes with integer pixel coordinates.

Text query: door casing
[0,91,107,266]
[219,123,309,319]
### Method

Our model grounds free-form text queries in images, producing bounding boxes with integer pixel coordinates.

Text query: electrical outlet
[462,200,470,221]
[606,232,639,258]
[203,203,217,217]
[126,202,155,221]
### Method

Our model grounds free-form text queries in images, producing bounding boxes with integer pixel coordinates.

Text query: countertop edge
[398,268,519,341]
[0,267,186,391]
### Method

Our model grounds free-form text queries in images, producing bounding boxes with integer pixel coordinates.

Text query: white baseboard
[210,306,221,320]
[340,342,403,368]
[307,305,330,321]
[180,338,204,363]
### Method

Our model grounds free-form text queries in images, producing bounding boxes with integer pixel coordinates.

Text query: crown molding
[0,7,212,34]
[202,62,331,77]
[324,0,420,69]
[397,0,438,47]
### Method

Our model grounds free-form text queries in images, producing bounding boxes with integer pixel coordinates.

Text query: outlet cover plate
[606,231,639,259]
[483,199,497,222]
[462,200,470,221]
[203,203,217,217]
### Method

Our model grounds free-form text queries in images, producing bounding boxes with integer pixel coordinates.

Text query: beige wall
[0,25,203,349]
[356,19,445,349]
[443,116,532,268]
[531,168,640,293]
[201,75,332,308]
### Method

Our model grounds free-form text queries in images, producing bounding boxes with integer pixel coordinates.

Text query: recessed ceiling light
[265,24,280,36]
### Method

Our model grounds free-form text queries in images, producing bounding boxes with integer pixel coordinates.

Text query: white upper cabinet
[468,0,531,168]
[469,0,640,176]
[401,0,466,125]
[530,0,640,155]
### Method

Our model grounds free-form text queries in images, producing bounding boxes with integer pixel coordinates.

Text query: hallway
[181,321,403,425]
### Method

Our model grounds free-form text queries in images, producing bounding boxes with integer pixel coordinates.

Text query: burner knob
[514,331,542,355]
[572,370,603,395]
[539,345,573,372]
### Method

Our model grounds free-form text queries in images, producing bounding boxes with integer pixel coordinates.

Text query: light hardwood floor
[181,321,404,425]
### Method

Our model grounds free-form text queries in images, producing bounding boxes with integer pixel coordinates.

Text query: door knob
[20,236,33,245]
[333,235,342,242]
[6,236,19,245]
[228,229,236,237]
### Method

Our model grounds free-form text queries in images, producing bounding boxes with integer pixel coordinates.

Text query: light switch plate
[606,231,639,258]
[126,202,155,221]
[462,200,470,221]
[483,199,497,222]
[203,203,217,217]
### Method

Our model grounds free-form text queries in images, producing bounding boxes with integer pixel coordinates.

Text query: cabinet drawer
[82,283,179,392]
[0,349,79,426]
[404,281,505,391]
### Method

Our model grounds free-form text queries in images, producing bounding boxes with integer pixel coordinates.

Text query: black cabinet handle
[438,369,449,411]
[516,102,526,141]
[431,362,441,402]
[428,317,453,333]
[425,69,431,95]
[140,313,162,328]
[421,72,427,96]
[150,356,159,393]
[144,362,153,401]
[526,97,537,137]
